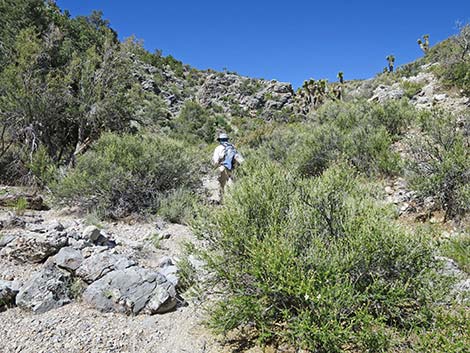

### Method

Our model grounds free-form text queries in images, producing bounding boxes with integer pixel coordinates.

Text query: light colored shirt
[212,144,244,167]
[212,145,225,166]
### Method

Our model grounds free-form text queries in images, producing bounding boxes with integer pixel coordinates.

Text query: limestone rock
[53,247,84,272]
[369,83,404,103]
[82,226,116,247]
[0,280,19,310]
[16,263,72,313]
[157,257,179,287]
[0,234,16,248]
[82,226,102,242]
[27,220,64,233]
[0,231,68,263]
[75,251,136,283]
[82,267,177,315]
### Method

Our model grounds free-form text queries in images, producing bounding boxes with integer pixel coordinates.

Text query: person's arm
[234,152,244,165]
[212,146,223,167]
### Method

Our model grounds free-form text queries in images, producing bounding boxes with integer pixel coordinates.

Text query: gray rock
[433,93,447,101]
[157,257,179,286]
[0,231,68,263]
[0,215,26,229]
[75,251,136,283]
[53,247,84,271]
[437,256,465,278]
[0,234,16,248]
[27,220,64,233]
[452,279,470,303]
[68,238,90,250]
[369,84,404,103]
[82,226,102,242]
[83,267,177,315]
[159,265,179,287]
[16,263,72,313]
[82,226,115,247]
[0,280,19,310]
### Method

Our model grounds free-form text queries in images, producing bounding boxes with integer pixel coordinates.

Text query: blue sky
[56,0,470,88]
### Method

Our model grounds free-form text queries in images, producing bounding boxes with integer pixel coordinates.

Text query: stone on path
[83,267,177,315]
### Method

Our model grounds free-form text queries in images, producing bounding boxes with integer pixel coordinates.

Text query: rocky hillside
[133,59,295,120]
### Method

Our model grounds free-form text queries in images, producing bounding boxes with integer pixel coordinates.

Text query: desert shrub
[317,99,416,138]
[440,234,470,274]
[439,60,470,95]
[401,80,423,99]
[427,24,470,95]
[158,188,200,225]
[172,100,230,143]
[253,123,307,163]
[54,133,201,218]
[288,124,342,177]
[394,60,423,78]
[406,110,470,220]
[282,101,406,177]
[194,161,442,351]
[26,146,58,187]
[411,307,470,352]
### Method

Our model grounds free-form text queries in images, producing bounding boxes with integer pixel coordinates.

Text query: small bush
[439,60,470,95]
[172,100,230,143]
[27,146,58,187]
[54,133,202,218]
[158,188,199,225]
[406,110,470,220]
[14,197,28,216]
[401,80,423,99]
[194,161,442,351]
[441,234,470,274]
[411,307,470,352]
[279,100,408,177]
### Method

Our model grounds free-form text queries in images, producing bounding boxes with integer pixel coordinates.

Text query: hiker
[212,133,244,200]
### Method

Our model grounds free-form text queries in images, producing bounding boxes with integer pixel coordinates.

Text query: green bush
[54,133,201,218]
[158,188,200,225]
[406,110,470,220]
[316,99,415,139]
[194,161,442,351]
[401,80,424,99]
[439,61,470,96]
[269,100,408,177]
[411,307,470,352]
[440,234,470,274]
[172,100,230,143]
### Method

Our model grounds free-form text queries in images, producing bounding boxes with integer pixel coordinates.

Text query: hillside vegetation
[0,1,469,352]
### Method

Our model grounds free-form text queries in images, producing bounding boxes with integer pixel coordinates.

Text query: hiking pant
[218,166,233,200]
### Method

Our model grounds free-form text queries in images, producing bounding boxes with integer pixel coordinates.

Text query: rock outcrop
[75,251,136,284]
[83,267,177,315]
[1,214,180,316]
[197,73,294,119]
[16,263,72,313]
[0,231,68,263]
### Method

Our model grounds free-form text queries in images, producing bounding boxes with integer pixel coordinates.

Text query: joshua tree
[453,22,470,60]
[337,71,344,84]
[333,84,342,100]
[417,34,430,53]
[386,55,395,72]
